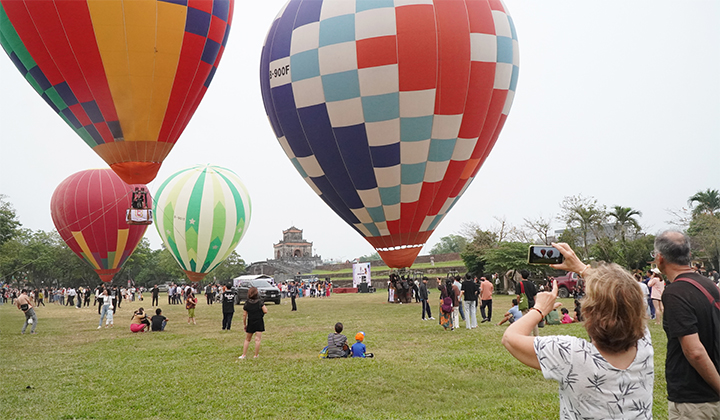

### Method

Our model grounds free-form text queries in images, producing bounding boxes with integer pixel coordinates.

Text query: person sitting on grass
[151,308,168,332]
[497,299,522,326]
[560,308,573,324]
[130,308,149,333]
[573,299,583,322]
[327,322,349,358]
[544,308,561,325]
[350,332,374,358]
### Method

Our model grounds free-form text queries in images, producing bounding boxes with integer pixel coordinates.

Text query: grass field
[1,292,669,419]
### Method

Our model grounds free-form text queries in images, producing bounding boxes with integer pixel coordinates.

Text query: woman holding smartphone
[502,243,653,419]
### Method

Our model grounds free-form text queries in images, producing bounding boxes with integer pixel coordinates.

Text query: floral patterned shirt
[534,328,653,419]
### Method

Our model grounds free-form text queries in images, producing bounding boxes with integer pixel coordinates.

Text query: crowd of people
[6,229,720,418]
[0,285,148,309]
[388,273,497,330]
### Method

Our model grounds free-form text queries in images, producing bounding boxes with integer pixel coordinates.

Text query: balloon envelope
[0,0,235,184]
[154,164,251,283]
[260,0,519,268]
[50,169,150,282]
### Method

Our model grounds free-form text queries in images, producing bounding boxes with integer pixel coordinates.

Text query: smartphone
[528,245,564,265]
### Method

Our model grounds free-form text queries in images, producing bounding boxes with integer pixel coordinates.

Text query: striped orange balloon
[1,0,234,184]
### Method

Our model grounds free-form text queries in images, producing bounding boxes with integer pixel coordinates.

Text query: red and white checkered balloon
[261,0,519,268]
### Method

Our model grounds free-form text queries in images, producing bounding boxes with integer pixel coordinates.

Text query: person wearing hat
[350,332,374,358]
[647,268,666,325]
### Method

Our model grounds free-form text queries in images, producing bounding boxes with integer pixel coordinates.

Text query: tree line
[0,195,246,288]
[2,189,717,287]
[430,190,719,278]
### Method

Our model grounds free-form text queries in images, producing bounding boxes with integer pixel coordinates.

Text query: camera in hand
[528,245,564,265]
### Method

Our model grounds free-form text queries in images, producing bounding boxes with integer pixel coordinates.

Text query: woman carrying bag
[437,281,453,331]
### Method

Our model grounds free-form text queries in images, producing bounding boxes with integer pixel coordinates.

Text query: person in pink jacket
[647,269,666,325]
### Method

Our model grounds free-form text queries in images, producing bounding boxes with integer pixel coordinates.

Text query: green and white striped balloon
[154,164,251,282]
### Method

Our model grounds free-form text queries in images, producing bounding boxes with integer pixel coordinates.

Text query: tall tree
[688,189,720,217]
[482,242,534,275]
[558,195,607,260]
[359,252,382,262]
[118,238,153,285]
[688,213,720,271]
[0,195,21,247]
[207,251,246,284]
[460,229,498,275]
[430,234,468,254]
[608,205,642,242]
[522,216,554,245]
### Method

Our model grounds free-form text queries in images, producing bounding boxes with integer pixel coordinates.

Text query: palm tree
[609,206,642,242]
[688,189,720,217]
[567,207,605,259]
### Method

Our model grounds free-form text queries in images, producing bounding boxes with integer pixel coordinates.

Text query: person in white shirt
[635,273,650,317]
[98,289,114,328]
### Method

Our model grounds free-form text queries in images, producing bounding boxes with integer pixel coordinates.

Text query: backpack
[676,276,720,374]
[518,282,529,311]
[441,296,453,313]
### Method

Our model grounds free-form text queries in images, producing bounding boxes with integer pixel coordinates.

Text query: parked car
[233,279,281,305]
[555,272,583,299]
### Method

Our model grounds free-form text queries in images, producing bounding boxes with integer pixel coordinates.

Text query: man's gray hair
[654,230,692,266]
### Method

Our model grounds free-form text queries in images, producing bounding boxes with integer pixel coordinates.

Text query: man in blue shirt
[497,299,522,326]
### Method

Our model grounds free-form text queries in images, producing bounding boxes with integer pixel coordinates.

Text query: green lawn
[1,293,669,419]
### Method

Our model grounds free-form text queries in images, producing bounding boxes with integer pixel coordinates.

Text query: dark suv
[234,279,281,305]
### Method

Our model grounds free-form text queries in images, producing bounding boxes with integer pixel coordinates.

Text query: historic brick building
[273,226,314,259]
[246,227,323,281]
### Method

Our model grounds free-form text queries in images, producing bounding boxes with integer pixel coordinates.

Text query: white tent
[232,274,274,288]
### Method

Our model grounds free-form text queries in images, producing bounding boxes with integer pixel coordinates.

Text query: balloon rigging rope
[147,177,191,247]
[56,190,133,236]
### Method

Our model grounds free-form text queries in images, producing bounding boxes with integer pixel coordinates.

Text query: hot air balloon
[154,164,251,283]
[0,0,235,184]
[51,169,150,282]
[260,0,519,268]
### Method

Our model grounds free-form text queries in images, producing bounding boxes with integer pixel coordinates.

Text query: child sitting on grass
[327,322,349,358]
[350,332,374,358]
[560,308,573,324]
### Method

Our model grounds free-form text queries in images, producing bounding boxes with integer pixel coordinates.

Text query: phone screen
[528,246,564,265]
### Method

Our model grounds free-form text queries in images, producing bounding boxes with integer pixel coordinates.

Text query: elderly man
[655,230,720,419]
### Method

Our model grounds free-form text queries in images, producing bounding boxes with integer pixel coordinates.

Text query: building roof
[274,242,313,248]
